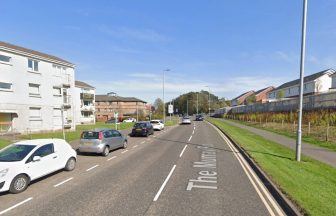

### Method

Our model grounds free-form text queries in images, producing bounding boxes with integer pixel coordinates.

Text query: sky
[2,0,336,103]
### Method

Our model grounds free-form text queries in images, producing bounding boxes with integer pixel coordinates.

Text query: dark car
[131,122,154,137]
[195,115,204,121]
[105,118,117,124]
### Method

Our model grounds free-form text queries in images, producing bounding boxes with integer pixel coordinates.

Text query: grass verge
[0,138,11,149]
[20,122,135,143]
[228,119,336,152]
[209,118,336,216]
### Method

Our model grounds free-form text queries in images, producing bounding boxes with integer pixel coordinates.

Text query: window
[29,83,40,96]
[111,130,121,137]
[53,87,62,96]
[28,59,39,71]
[304,84,307,90]
[53,108,62,117]
[32,144,54,158]
[0,82,12,90]
[53,64,66,76]
[103,130,113,138]
[29,107,41,119]
[0,54,11,63]
[288,88,291,94]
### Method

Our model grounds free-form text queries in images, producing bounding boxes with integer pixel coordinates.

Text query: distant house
[268,69,335,101]
[254,86,275,103]
[231,91,254,107]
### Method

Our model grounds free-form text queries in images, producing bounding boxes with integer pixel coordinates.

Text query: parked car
[123,118,136,123]
[105,118,117,124]
[131,122,154,137]
[0,139,76,194]
[181,116,192,124]
[150,120,164,131]
[78,129,127,156]
[195,114,204,121]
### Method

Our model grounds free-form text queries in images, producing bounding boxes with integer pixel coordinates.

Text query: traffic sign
[168,105,174,114]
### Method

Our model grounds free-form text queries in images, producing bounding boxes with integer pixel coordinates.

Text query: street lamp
[163,69,170,123]
[296,0,308,162]
[205,86,210,116]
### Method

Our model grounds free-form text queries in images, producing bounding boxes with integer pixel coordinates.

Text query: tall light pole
[296,0,308,162]
[196,92,199,115]
[205,86,210,116]
[163,69,170,123]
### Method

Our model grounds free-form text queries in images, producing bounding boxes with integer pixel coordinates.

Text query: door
[25,144,60,180]
[111,130,123,148]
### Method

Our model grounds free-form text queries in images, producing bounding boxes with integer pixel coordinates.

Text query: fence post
[308,122,311,135]
[282,120,284,129]
[293,121,296,132]
[326,123,330,142]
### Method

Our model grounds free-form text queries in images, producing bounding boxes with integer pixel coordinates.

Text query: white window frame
[53,87,62,97]
[0,81,13,91]
[29,83,41,97]
[29,107,42,119]
[28,59,39,72]
[0,54,12,65]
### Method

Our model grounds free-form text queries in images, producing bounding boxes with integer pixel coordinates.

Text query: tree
[276,90,285,99]
[153,98,164,118]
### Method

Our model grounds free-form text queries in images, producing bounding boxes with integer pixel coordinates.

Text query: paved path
[221,119,336,168]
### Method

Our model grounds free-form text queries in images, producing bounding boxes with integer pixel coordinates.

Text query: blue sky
[2,0,336,103]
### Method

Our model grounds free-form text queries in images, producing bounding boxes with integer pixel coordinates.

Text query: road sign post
[114,112,119,130]
[168,104,173,122]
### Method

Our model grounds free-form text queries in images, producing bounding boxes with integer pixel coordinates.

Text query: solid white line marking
[107,156,117,161]
[0,197,33,215]
[153,165,176,201]
[153,135,157,138]
[188,135,192,142]
[179,145,188,157]
[121,150,129,154]
[86,165,99,172]
[192,130,195,135]
[54,177,74,187]
[132,145,138,149]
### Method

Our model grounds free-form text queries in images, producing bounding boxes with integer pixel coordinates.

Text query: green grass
[208,118,336,216]
[165,119,179,126]
[20,122,135,143]
[0,138,11,149]
[229,119,336,152]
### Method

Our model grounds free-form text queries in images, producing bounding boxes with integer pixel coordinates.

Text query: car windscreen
[183,117,190,120]
[82,131,100,139]
[150,121,159,124]
[134,123,147,128]
[0,144,36,162]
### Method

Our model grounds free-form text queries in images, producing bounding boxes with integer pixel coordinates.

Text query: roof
[231,90,254,101]
[0,41,74,66]
[95,95,146,103]
[274,69,335,91]
[14,139,67,146]
[75,80,95,89]
[255,86,274,95]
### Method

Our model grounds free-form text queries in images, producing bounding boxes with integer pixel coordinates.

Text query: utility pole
[205,86,210,116]
[196,92,199,115]
[296,0,308,162]
[136,102,139,122]
[186,99,189,116]
[163,69,170,123]
[61,105,65,140]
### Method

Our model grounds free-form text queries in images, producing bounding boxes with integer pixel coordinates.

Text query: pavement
[221,119,336,168]
[0,122,285,216]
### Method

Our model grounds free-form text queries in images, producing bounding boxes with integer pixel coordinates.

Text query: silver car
[78,129,127,156]
[181,116,192,124]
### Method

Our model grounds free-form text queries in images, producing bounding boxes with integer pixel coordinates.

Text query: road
[0,121,284,216]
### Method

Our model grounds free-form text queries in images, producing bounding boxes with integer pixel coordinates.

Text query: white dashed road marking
[0,197,33,215]
[132,145,138,149]
[121,150,129,154]
[54,177,74,188]
[153,165,177,201]
[188,135,192,142]
[86,165,99,172]
[179,145,188,158]
[107,156,117,161]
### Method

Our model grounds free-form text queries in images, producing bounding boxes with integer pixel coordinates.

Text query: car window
[104,130,112,138]
[0,144,36,162]
[32,144,54,158]
[111,130,121,137]
[134,123,146,128]
[82,131,99,139]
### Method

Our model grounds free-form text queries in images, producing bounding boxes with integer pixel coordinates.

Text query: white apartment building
[74,81,95,125]
[268,69,335,101]
[0,41,76,133]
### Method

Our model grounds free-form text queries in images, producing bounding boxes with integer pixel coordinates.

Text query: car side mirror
[33,156,41,162]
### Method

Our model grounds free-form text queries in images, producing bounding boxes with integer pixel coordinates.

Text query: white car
[123,118,136,123]
[0,139,76,194]
[181,116,191,124]
[150,120,165,131]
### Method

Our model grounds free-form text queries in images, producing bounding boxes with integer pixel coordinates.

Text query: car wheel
[123,140,128,149]
[102,146,110,157]
[10,174,30,194]
[65,157,76,171]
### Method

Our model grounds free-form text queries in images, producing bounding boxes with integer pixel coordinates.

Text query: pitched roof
[75,80,95,89]
[274,69,335,91]
[95,95,146,103]
[231,90,254,101]
[0,41,74,66]
[255,86,274,95]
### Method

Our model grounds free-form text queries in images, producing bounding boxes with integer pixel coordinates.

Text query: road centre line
[54,177,74,188]
[107,156,117,161]
[179,145,188,157]
[141,141,146,144]
[188,135,192,142]
[0,197,33,215]
[86,165,99,172]
[121,150,129,154]
[153,165,177,201]
[209,123,284,216]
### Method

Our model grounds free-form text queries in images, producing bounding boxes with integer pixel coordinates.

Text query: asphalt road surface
[0,121,284,216]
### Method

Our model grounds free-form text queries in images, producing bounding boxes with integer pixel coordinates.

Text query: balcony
[81,105,95,112]
[80,93,94,100]
[63,95,72,108]
[62,74,72,88]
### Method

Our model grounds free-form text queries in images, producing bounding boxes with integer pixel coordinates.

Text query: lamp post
[205,86,210,116]
[163,69,170,123]
[296,0,308,162]
[196,92,199,115]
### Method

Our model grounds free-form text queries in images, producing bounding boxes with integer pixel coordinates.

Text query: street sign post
[114,112,118,130]
[168,104,173,121]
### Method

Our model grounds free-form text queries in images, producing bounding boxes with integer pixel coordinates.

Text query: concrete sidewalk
[221,119,336,168]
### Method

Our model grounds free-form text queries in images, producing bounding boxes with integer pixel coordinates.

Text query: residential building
[268,69,335,101]
[254,86,275,103]
[74,81,95,125]
[0,41,75,133]
[231,90,254,107]
[95,92,147,122]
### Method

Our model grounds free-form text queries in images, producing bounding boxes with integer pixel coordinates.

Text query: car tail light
[98,132,103,140]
